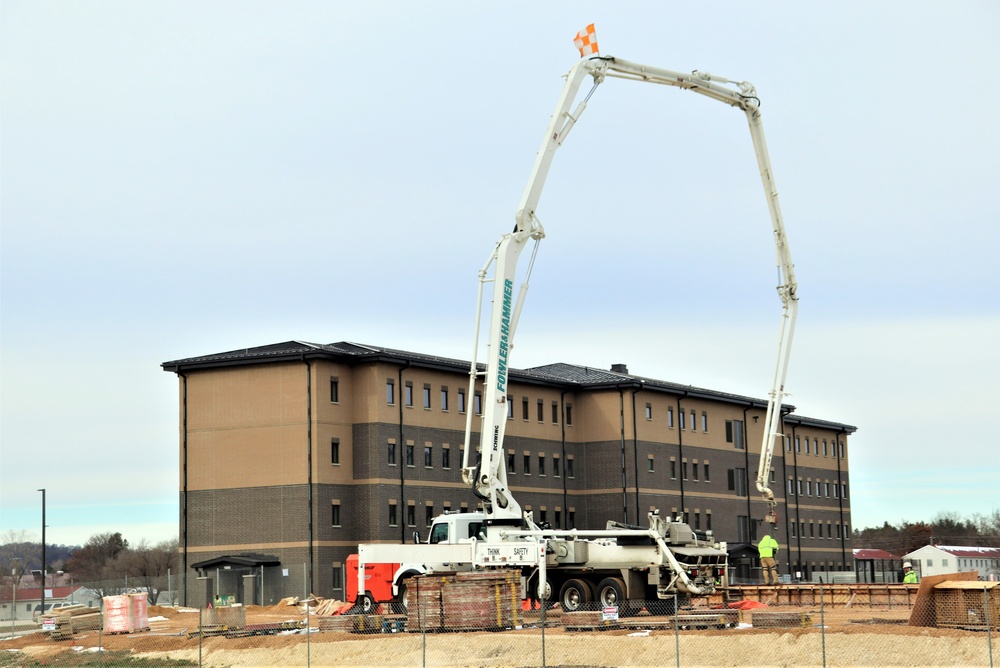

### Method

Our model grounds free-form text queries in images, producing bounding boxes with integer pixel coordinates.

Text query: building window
[474,392,482,415]
[423,385,431,409]
[795,436,801,453]
[405,382,413,407]
[834,483,839,499]
[551,402,559,424]
[806,481,812,496]
[668,407,675,428]
[406,505,416,527]
[824,482,830,497]
[523,454,531,475]
[425,505,434,526]
[797,479,803,496]
[827,523,832,538]
[788,479,795,495]
[823,439,828,457]
[692,462,699,481]
[537,400,544,422]
[728,468,748,497]
[814,438,819,455]
[538,455,546,476]
[458,388,466,413]
[442,447,451,469]
[707,513,713,530]
[691,411,697,432]
[841,483,848,499]
[507,452,516,474]
[670,460,677,479]
[508,397,514,419]
[566,457,574,478]
[332,566,342,591]
[648,457,655,472]
[805,438,811,455]
[389,503,397,526]
[441,387,449,411]
[791,523,797,538]
[809,523,815,538]
[704,463,710,481]
[682,461,689,480]
[388,442,396,465]
[694,512,701,530]
[839,442,845,458]
[645,403,652,420]
[737,515,750,542]
[565,403,573,426]
[405,444,414,467]
[680,410,686,430]
[701,412,708,432]
[331,503,341,527]
[330,377,339,403]
[770,469,776,483]
[331,438,340,465]
[555,509,562,528]
[568,510,576,527]
[387,379,395,404]
[522,397,529,420]
[424,445,433,468]
[554,455,561,477]
[786,435,792,452]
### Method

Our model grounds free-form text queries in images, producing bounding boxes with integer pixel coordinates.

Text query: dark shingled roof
[162,341,856,432]
[189,553,281,570]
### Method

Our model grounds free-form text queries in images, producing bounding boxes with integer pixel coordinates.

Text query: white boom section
[462,55,797,527]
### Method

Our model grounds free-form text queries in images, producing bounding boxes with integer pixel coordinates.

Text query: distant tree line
[1,529,179,604]
[853,510,1000,556]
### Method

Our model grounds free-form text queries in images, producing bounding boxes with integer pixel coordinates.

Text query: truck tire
[359,593,376,614]
[596,577,626,608]
[559,578,593,612]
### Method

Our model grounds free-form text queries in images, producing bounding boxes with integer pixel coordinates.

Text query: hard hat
[903,562,912,568]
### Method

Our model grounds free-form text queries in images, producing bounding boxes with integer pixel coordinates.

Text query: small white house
[903,545,1000,580]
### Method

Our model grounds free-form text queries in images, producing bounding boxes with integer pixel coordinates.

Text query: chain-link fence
[2,581,997,667]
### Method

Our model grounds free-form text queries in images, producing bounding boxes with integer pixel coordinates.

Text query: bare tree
[119,540,179,604]
[64,532,131,598]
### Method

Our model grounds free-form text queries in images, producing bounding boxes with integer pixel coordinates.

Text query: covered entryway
[190,554,280,607]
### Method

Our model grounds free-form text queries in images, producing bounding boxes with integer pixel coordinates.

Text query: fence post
[198,606,203,668]
[673,593,680,668]
[306,587,311,668]
[820,582,827,668]
[984,586,993,668]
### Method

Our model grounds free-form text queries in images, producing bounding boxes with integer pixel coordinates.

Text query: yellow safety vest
[758,535,778,558]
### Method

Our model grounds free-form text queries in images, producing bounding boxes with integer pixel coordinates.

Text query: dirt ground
[2,602,997,667]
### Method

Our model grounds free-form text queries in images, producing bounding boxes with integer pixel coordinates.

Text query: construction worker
[903,562,919,584]
[758,533,780,585]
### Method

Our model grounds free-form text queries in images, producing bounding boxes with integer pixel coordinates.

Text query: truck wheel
[359,594,376,614]
[559,579,593,612]
[596,577,626,609]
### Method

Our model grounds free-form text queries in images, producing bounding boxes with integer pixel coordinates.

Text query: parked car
[32,602,73,623]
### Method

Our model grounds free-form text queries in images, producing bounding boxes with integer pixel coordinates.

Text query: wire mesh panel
[3,582,998,666]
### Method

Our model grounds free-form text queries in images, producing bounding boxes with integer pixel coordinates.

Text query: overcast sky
[2,2,998,549]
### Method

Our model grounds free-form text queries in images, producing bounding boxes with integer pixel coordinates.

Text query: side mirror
[412,531,420,544]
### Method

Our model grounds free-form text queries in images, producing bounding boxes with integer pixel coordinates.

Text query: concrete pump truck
[352,53,798,615]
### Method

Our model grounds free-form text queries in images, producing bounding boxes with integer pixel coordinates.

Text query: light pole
[38,489,46,622]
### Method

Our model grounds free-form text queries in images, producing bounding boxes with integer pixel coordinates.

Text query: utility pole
[38,489,46,622]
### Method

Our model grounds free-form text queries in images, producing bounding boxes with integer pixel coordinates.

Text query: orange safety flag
[573,24,598,57]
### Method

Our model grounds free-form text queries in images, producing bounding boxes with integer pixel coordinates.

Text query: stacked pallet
[406,570,523,632]
[751,610,812,628]
[46,605,102,640]
[563,610,622,632]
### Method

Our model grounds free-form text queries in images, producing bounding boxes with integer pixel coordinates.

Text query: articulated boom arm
[463,56,797,528]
